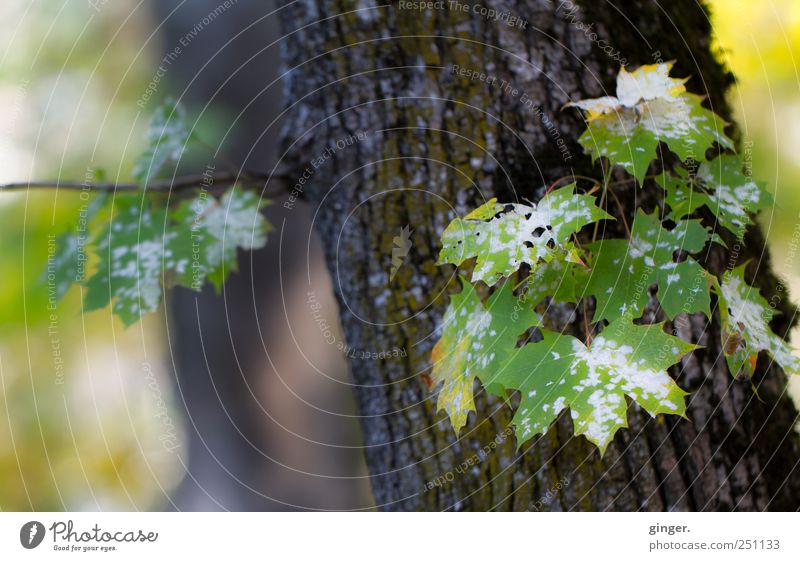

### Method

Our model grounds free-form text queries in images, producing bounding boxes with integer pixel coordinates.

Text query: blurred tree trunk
[154,0,370,511]
[278,0,800,510]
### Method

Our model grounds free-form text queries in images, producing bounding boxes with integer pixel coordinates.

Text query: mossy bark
[278,0,800,510]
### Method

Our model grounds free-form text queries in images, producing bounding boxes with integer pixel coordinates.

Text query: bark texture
[278,0,800,510]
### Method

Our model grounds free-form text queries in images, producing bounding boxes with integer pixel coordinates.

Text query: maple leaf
[438,184,610,286]
[493,319,695,454]
[132,99,193,188]
[568,63,688,119]
[42,231,84,301]
[523,258,582,309]
[83,187,270,325]
[170,186,271,291]
[585,209,711,322]
[83,197,173,325]
[569,63,732,182]
[715,266,800,379]
[431,278,539,435]
[660,155,773,240]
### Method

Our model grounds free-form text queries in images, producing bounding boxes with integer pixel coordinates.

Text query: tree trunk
[154,0,371,510]
[278,0,800,510]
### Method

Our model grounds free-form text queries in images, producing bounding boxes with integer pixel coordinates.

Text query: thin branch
[606,184,632,238]
[0,169,291,194]
[545,174,598,195]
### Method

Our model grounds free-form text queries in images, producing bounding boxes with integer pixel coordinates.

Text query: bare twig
[545,174,598,195]
[0,169,291,194]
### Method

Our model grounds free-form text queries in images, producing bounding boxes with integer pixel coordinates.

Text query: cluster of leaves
[432,63,798,453]
[45,100,271,326]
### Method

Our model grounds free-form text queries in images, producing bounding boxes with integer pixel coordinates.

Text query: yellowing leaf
[716,266,800,378]
[567,63,687,119]
[616,63,688,106]
[431,279,539,435]
[570,64,732,182]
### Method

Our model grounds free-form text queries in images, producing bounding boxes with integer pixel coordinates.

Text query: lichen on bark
[278,0,800,511]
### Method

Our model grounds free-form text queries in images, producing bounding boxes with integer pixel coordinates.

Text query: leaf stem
[582,299,593,345]
[606,184,632,238]
[591,164,614,243]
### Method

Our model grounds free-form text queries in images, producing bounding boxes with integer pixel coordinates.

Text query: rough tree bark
[278,0,800,510]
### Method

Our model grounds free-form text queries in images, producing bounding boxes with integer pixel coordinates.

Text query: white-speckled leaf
[438,184,610,286]
[83,187,270,326]
[697,155,773,238]
[524,258,582,309]
[716,266,800,379]
[41,231,84,300]
[431,278,539,435]
[170,186,271,291]
[586,209,711,322]
[658,168,710,221]
[132,99,192,188]
[661,156,772,241]
[493,319,694,454]
[570,64,732,182]
[83,197,173,326]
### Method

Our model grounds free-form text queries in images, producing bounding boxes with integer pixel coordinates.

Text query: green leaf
[170,186,271,291]
[83,187,270,326]
[438,184,610,286]
[570,63,733,182]
[431,278,539,435]
[83,196,171,325]
[39,189,117,302]
[132,99,192,188]
[659,167,707,219]
[586,209,711,322]
[715,266,800,378]
[41,232,85,300]
[523,258,581,308]
[493,319,695,454]
[662,155,772,241]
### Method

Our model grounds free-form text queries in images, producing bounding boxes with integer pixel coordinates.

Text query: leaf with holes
[431,278,539,435]
[493,319,695,454]
[585,209,711,322]
[569,63,732,182]
[438,184,610,286]
[661,155,772,240]
[715,266,800,379]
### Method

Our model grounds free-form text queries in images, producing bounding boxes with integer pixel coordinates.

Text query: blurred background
[0,0,797,510]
